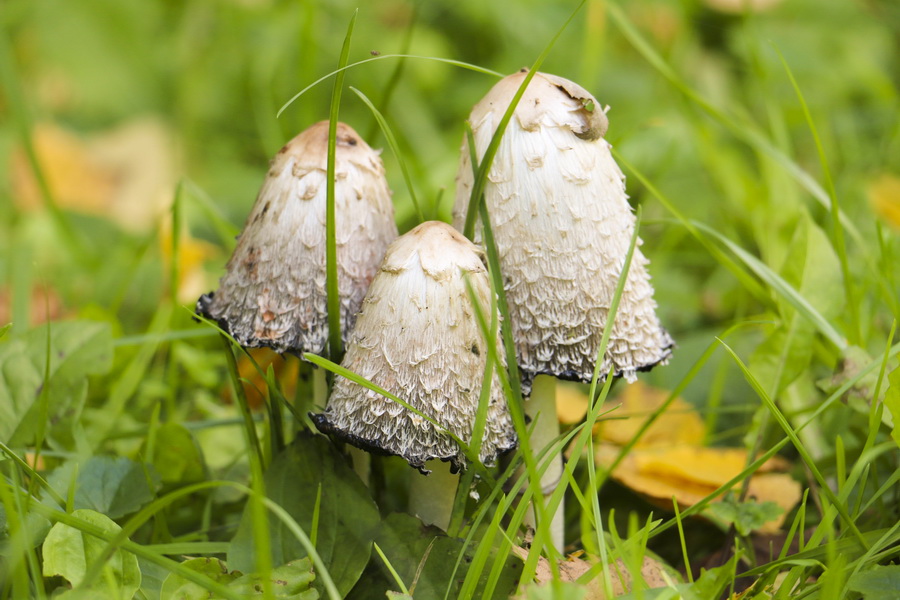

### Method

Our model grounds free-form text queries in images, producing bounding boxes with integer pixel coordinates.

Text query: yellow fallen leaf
[597,381,706,448]
[557,382,590,424]
[868,173,900,230]
[635,446,790,488]
[595,444,801,533]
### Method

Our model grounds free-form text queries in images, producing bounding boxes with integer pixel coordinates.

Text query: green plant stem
[325,10,358,364]
[522,375,564,551]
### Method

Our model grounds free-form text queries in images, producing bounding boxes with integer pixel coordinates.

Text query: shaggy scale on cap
[453,70,674,394]
[197,121,397,355]
[312,221,517,474]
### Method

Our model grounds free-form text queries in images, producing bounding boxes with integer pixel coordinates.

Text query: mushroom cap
[197,121,398,355]
[312,221,518,474]
[452,70,673,394]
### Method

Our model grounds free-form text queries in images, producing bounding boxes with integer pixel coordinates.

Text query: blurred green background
[1,0,898,432]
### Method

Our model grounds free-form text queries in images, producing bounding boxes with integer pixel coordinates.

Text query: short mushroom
[197,121,398,356]
[453,70,673,548]
[312,220,517,528]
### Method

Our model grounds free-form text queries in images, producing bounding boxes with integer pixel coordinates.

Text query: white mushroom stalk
[197,121,398,356]
[453,70,673,549]
[312,221,517,477]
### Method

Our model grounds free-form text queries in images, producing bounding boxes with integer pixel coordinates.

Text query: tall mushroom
[197,121,397,356]
[453,70,673,548]
[312,221,517,529]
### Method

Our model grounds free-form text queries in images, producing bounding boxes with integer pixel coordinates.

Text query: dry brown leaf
[597,381,705,448]
[0,284,68,327]
[512,546,672,599]
[868,173,900,230]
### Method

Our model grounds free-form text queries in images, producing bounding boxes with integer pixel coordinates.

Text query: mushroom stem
[408,460,459,531]
[524,374,564,551]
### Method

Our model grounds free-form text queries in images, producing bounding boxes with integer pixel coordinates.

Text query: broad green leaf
[848,565,900,599]
[372,512,522,600]
[0,503,51,550]
[229,434,379,597]
[143,422,206,485]
[750,216,842,396]
[48,456,159,519]
[0,324,10,340]
[705,497,784,536]
[884,364,900,447]
[159,557,240,599]
[42,508,141,598]
[229,559,319,599]
[160,557,318,599]
[0,321,112,446]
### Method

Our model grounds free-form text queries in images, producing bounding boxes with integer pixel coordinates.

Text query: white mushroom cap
[452,70,673,394]
[197,121,398,355]
[313,221,517,473]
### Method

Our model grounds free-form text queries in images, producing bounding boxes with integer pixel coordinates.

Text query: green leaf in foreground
[368,512,522,599]
[143,422,207,485]
[847,565,900,599]
[48,456,159,519]
[705,496,783,536]
[0,320,112,446]
[42,508,141,598]
[160,556,319,600]
[229,434,379,597]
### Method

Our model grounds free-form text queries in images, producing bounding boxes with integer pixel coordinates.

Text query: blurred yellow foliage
[10,119,177,232]
[868,173,900,230]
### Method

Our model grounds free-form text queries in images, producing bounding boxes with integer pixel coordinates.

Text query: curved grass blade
[691,220,847,350]
[277,55,502,118]
[350,86,425,222]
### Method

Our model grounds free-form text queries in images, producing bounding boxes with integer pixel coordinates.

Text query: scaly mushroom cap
[197,121,398,355]
[313,221,517,474]
[452,70,673,394]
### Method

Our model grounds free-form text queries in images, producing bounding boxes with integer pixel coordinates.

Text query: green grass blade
[773,45,858,344]
[277,55,502,118]
[349,86,425,222]
[324,10,358,363]
[691,220,847,350]
[717,339,867,547]
[374,542,411,596]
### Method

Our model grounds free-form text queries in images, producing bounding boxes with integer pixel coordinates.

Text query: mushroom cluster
[313,221,517,474]
[197,121,397,356]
